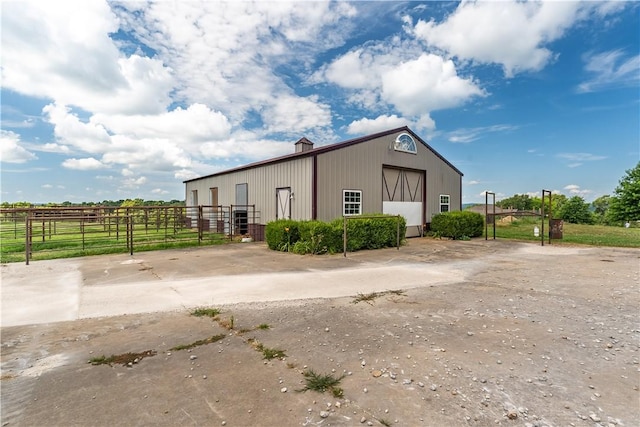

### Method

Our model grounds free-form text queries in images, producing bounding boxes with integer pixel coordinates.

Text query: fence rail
[0,205,257,264]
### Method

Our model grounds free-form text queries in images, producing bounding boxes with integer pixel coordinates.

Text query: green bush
[332,214,406,251]
[264,219,301,251]
[431,211,483,240]
[266,215,405,254]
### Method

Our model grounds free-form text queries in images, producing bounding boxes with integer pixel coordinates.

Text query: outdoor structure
[184,127,463,239]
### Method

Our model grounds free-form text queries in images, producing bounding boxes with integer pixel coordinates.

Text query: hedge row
[430,211,484,240]
[265,215,406,255]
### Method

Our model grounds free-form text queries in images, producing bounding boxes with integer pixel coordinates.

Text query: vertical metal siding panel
[186,131,461,225]
[184,157,312,225]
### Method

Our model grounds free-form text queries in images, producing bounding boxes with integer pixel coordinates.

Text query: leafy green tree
[496,194,534,210]
[591,195,611,224]
[608,162,640,223]
[557,196,594,224]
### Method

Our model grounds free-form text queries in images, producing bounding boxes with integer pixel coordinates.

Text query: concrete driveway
[1,240,473,327]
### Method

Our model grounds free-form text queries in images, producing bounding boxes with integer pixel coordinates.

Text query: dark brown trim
[422,170,427,228]
[183,126,463,183]
[312,154,317,220]
[459,178,463,211]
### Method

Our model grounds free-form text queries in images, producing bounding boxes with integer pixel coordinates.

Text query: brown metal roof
[183,126,463,183]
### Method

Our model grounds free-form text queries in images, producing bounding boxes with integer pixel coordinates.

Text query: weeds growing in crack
[352,289,406,305]
[190,307,221,318]
[88,350,156,367]
[248,338,287,360]
[169,334,226,351]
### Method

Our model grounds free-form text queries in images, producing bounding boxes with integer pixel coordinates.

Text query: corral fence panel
[0,205,258,264]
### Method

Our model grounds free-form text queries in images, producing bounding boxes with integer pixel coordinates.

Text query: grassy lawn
[488,217,640,248]
[1,220,228,263]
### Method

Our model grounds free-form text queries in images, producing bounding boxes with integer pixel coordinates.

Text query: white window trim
[343,189,362,216]
[439,194,450,213]
[393,133,417,154]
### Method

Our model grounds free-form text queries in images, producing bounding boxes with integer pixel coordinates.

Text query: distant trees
[495,193,567,216]
[496,194,534,211]
[0,199,185,208]
[557,196,594,224]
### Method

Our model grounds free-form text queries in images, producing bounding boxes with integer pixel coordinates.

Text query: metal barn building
[184,126,462,239]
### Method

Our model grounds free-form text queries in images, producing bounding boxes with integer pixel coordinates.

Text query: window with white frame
[393,133,417,154]
[343,190,362,216]
[439,194,450,213]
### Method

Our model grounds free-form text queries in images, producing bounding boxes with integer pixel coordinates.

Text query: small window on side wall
[343,190,362,216]
[440,194,450,213]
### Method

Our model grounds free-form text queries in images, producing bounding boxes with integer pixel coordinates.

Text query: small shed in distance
[184,126,463,239]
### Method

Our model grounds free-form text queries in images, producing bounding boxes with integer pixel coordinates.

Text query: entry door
[382,168,424,236]
[276,187,291,220]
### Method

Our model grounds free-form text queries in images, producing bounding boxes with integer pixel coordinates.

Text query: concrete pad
[1,259,81,326]
[1,243,466,327]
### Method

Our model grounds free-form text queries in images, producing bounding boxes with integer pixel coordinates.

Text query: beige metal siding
[185,157,313,224]
[316,131,461,223]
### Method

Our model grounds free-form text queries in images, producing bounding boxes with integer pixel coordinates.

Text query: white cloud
[447,125,518,144]
[114,1,354,130]
[411,1,615,77]
[556,152,607,168]
[122,176,148,188]
[42,184,53,189]
[151,188,169,195]
[0,130,38,163]
[2,1,173,115]
[318,43,484,129]
[466,180,480,185]
[62,157,107,170]
[2,1,364,192]
[262,95,332,135]
[382,54,485,115]
[577,49,640,93]
[564,184,592,196]
[346,115,410,135]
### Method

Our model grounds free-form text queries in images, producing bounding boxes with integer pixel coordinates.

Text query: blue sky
[1,1,638,205]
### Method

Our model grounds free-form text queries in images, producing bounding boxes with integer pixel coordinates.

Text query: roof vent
[294,137,314,153]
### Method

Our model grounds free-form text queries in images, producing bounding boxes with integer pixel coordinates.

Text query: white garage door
[382,168,424,237]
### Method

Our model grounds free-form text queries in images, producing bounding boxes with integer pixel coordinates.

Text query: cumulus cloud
[564,184,592,196]
[62,157,107,170]
[2,1,173,114]
[346,115,410,135]
[411,1,618,77]
[114,0,354,130]
[317,41,484,131]
[0,130,38,163]
[382,54,485,115]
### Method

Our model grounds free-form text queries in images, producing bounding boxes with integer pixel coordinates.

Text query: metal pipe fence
[0,205,257,264]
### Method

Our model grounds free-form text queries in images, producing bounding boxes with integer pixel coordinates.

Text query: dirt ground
[1,239,639,427]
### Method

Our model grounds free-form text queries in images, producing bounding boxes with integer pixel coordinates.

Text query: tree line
[0,199,185,209]
[494,162,639,226]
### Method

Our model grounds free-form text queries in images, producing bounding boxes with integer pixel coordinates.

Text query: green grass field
[1,220,227,263]
[488,216,640,248]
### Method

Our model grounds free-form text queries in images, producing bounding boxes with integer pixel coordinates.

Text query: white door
[276,188,291,220]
